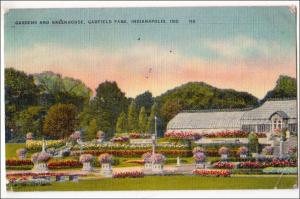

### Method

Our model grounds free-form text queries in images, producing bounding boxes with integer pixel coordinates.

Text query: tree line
[5,68,296,142]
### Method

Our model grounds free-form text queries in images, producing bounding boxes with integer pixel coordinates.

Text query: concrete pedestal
[101,163,112,177]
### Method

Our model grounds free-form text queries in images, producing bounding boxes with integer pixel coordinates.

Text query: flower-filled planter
[98,153,113,177]
[218,147,229,160]
[142,152,152,170]
[96,131,105,143]
[16,148,27,160]
[70,131,81,142]
[79,154,94,172]
[31,152,51,173]
[193,152,206,168]
[192,147,205,154]
[150,153,166,174]
[262,146,273,158]
[26,133,33,141]
[237,146,248,158]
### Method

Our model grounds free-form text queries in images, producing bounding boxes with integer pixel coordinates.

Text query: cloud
[5,40,296,99]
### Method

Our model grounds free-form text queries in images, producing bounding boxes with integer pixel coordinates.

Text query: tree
[138,107,148,133]
[135,91,154,115]
[85,119,98,140]
[127,101,139,132]
[15,106,45,140]
[43,103,78,139]
[262,75,297,102]
[147,103,159,134]
[116,112,128,134]
[5,68,40,142]
[34,71,92,110]
[81,81,128,138]
[160,99,184,122]
[248,132,259,153]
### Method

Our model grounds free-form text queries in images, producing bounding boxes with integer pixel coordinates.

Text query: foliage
[262,75,297,102]
[79,154,94,163]
[138,107,148,133]
[98,153,113,164]
[165,131,201,140]
[43,103,78,139]
[193,152,206,162]
[70,131,81,141]
[150,153,166,164]
[147,103,159,134]
[192,147,205,154]
[116,112,128,134]
[8,178,51,186]
[16,148,27,157]
[237,146,248,155]
[201,131,266,138]
[212,162,235,169]
[218,147,229,155]
[134,91,154,115]
[262,146,273,155]
[127,101,139,132]
[248,132,259,153]
[85,119,98,140]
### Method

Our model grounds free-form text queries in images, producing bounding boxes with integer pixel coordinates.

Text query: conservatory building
[167,99,298,135]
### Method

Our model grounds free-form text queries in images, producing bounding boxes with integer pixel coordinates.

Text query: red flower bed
[48,160,82,169]
[193,169,231,177]
[238,162,263,169]
[113,171,144,178]
[125,160,145,164]
[164,131,201,140]
[6,159,33,166]
[129,133,151,139]
[201,130,267,138]
[111,136,129,143]
[237,160,297,169]
[213,162,235,169]
[71,149,192,157]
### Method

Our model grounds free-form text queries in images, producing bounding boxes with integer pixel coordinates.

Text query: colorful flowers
[237,160,297,169]
[199,131,266,138]
[16,148,27,159]
[237,146,248,155]
[218,147,229,155]
[48,160,82,169]
[79,154,94,163]
[129,133,151,139]
[70,131,81,141]
[98,153,113,164]
[113,171,144,178]
[193,152,206,163]
[164,131,201,140]
[6,159,33,166]
[262,146,273,155]
[238,161,262,169]
[26,140,65,151]
[193,169,231,177]
[111,136,129,143]
[192,147,205,154]
[26,132,33,140]
[150,153,166,164]
[213,162,235,169]
[142,152,152,163]
[96,131,105,139]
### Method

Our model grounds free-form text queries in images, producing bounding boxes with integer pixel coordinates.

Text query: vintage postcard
[1,1,299,198]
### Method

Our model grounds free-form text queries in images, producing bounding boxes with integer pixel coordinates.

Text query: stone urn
[152,163,164,174]
[240,154,247,158]
[98,153,113,177]
[142,152,153,171]
[100,163,112,177]
[79,154,94,172]
[150,153,166,174]
[31,152,51,173]
[219,147,229,160]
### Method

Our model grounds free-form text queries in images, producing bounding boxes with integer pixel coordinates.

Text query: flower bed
[111,136,129,143]
[125,159,145,164]
[8,178,51,186]
[71,149,192,157]
[200,131,266,138]
[113,171,144,178]
[212,162,235,169]
[129,133,151,139]
[237,160,297,169]
[26,140,65,151]
[193,169,231,177]
[6,159,33,166]
[48,160,82,169]
[263,167,298,174]
[164,131,201,140]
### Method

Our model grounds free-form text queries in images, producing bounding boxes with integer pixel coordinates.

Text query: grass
[8,175,297,191]
[6,143,26,159]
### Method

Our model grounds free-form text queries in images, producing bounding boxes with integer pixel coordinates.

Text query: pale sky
[4,7,297,99]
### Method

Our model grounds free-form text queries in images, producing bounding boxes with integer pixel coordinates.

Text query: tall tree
[248,132,259,153]
[15,106,45,140]
[135,91,154,115]
[127,101,139,132]
[116,112,128,134]
[85,119,98,140]
[160,99,184,123]
[5,68,40,142]
[84,81,128,138]
[43,103,78,139]
[138,107,148,133]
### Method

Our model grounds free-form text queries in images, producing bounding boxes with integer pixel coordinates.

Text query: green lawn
[6,143,26,158]
[8,175,297,191]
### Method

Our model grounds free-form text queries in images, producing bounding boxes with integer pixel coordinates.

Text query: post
[42,138,46,152]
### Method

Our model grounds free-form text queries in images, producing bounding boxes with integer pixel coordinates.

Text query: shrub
[6,159,33,166]
[26,140,65,152]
